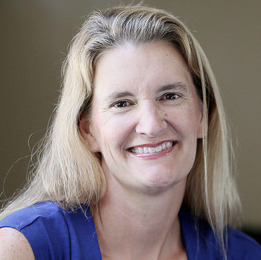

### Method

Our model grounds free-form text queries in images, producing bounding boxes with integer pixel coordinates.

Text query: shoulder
[179,209,261,259]
[0,201,67,259]
[0,227,35,260]
[0,201,88,259]
[227,227,261,259]
[0,201,64,229]
[0,201,99,259]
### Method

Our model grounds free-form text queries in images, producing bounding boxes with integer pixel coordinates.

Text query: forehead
[93,41,193,96]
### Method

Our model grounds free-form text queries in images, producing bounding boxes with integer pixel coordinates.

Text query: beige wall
[1,0,260,228]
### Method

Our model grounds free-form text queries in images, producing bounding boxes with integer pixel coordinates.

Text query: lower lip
[127,142,176,160]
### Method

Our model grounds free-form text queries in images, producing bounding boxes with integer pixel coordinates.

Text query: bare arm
[0,227,35,260]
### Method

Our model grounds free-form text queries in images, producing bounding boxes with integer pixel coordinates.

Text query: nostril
[135,102,168,137]
[136,116,168,137]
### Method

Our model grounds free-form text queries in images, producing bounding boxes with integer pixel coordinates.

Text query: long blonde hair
[1,4,240,247]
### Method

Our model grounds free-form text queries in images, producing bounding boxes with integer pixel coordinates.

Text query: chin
[140,171,185,192]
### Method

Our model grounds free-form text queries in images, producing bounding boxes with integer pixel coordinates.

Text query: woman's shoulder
[0,201,64,230]
[0,201,71,259]
[0,227,35,260]
[179,208,261,259]
[0,201,92,230]
[227,227,261,259]
[0,201,100,260]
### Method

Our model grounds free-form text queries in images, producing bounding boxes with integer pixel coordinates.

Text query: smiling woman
[79,41,203,193]
[0,4,260,260]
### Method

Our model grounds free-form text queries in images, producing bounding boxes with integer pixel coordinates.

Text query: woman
[0,5,260,260]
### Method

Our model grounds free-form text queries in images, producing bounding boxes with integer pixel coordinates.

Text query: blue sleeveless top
[0,201,260,259]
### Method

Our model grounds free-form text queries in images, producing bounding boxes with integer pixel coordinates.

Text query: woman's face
[80,41,203,194]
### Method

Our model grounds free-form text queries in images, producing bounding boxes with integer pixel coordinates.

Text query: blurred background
[1,0,260,242]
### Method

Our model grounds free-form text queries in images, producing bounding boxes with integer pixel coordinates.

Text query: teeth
[166,142,172,148]
[148,147,155,153]
[137,147,143,154]
[131,141,173,154]
[144,147,149,153]
[155,146,162,152]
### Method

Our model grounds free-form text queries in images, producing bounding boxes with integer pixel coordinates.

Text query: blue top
[0,201,260,259]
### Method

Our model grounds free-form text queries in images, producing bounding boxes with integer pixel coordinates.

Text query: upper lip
[126,140,176,150]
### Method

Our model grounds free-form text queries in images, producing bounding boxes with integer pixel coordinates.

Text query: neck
[92,175,187,260]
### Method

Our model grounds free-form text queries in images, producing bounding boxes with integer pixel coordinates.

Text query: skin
[0,41,202,260]
[0,227,35,260]
[80,40,203,259]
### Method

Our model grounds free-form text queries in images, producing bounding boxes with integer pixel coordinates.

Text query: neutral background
[1,0,260,231]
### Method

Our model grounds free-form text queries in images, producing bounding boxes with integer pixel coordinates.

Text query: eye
[112,100,133,108]
[159,92,181,101]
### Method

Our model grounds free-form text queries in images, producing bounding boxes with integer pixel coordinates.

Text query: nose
[135,101,168,137]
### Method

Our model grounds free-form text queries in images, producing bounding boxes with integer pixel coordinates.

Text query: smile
[128,141,176,155]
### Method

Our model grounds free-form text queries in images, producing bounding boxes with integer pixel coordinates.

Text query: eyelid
[110,99,134,108]
[158,92,183,100]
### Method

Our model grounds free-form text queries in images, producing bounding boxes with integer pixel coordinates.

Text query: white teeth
[144,147,149,153]
[137,147,143,154]
[166,142,172,148]
[131,141,174,154]
[148,147,155,153]
[155,146,162,152]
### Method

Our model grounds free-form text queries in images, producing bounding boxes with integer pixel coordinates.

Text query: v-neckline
[88,208,194,260]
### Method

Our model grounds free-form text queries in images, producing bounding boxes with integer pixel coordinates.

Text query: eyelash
[111,92,182,108]
[158,92,181,101]
[112,100,133,108]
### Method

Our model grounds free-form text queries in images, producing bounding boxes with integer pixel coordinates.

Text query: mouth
[127,140,177,155]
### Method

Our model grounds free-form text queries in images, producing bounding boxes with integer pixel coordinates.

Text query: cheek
[93,113,135,152]
[169,109,201,138]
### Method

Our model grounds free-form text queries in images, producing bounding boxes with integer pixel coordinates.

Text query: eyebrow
[107,91,134,102]
[107,82,189,102]
[158,82,189,93]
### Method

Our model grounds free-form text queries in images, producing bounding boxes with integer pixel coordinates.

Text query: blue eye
[113,100,132,108]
